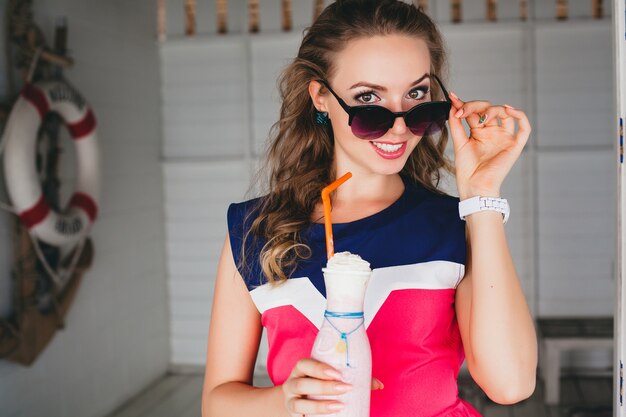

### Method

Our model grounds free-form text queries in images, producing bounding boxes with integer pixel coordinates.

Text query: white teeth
[372,142,403,153]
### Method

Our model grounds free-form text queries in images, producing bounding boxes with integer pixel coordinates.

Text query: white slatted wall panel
[161,39,248,159]
[160,5,615,371]
[535,22,614,148]
[538,151,615,315]
[163,162,249,365]
[535,22,614,316]
[250,34,301,155]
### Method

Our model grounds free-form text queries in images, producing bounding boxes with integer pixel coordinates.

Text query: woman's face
[312,34,433,177]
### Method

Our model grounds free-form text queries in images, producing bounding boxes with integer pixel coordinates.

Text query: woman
[202,1,537,416]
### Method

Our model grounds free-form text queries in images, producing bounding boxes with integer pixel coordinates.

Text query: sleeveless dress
[227,175,482,417]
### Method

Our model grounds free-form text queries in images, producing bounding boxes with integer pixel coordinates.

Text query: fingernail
[324,369,342,379]
[449,91,459,99]
[328,403,345,411]
[454,108,463,118]
[504,104,515,110]
[334,383,353,392]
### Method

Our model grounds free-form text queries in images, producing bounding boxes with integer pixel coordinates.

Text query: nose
[389,114,408,135]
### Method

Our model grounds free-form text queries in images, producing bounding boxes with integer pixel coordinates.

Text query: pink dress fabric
[260,290,481,417]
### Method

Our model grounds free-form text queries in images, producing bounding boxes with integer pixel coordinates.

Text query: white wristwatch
[458,196,510,224]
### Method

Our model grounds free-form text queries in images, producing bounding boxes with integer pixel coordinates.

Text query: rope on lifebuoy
[32,234,86,288]
[1,79,99,286]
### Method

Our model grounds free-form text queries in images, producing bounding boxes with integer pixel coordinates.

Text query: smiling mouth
[369,141,407,159]
[371,141,403,152]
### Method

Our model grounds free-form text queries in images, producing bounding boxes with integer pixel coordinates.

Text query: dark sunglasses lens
[405,102,451,136]
[351,107,394,140]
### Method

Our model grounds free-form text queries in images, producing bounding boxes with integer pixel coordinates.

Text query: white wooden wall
[160,2,615,372]
[0,1,171,416]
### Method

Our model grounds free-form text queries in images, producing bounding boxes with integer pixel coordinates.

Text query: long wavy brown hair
[239,0,455,286]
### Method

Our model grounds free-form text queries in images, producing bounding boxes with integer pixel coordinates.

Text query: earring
[315,111,329,126]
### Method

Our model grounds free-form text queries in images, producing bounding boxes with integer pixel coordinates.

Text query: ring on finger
[478,113,487,124]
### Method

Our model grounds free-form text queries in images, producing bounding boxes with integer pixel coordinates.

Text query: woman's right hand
[281,358,384,416]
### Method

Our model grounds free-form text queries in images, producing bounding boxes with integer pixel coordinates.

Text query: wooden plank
[184,0,196,36]
[486,0,497,21]
[147,375,203,417]
[451,0,462,22]
[157,0,166,41]
[178,377,204,417]
[417,0,428,13]
[313,0,324,20]
[281,0,292,31]
[217,0,228,34]
[592,0,603,18]
[556,0,568,20]
[519,0,527,20]
[249,0,260,32]
[106,374,188,417]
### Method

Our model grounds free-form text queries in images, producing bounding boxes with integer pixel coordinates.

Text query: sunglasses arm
[316,79,354,115]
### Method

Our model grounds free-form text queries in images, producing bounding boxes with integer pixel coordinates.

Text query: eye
[408,86,429,100]
[354,90,379,104]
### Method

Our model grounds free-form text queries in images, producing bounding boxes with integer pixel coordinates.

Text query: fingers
[287,396,346,415]
[283,359,352,416]
[498,106,516,132]
[450,93,491,127]
[447,100,469,152]
[289,358,343,380]
[481,106,511,129]
[287,376,353,396]
[503,104,532,151]
[449,92,530,141]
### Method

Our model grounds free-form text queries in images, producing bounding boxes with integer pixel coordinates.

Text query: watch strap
[458,196,510,224]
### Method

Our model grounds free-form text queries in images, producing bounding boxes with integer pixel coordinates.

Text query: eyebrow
[348,73,431,91]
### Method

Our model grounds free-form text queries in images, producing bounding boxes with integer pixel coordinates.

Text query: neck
[330,166,404,206]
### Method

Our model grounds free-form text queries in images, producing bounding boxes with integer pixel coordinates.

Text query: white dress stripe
[363,261,465,328]
[250,277,327,328]
[250,260,466,329]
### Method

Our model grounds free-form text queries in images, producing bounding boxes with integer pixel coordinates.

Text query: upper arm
[202,233,263,400]
[455,224,475,372]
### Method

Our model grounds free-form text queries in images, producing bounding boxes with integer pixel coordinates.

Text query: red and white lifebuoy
[2,80,99,247]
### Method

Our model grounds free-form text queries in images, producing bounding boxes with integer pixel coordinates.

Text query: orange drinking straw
[321,172,352,260]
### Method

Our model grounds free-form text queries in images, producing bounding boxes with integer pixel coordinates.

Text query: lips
[370,141,407,159]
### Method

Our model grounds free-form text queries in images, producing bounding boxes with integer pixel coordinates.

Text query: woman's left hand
[447,92,531,200]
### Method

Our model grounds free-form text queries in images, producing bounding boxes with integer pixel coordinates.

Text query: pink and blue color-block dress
[227,175,482,417]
